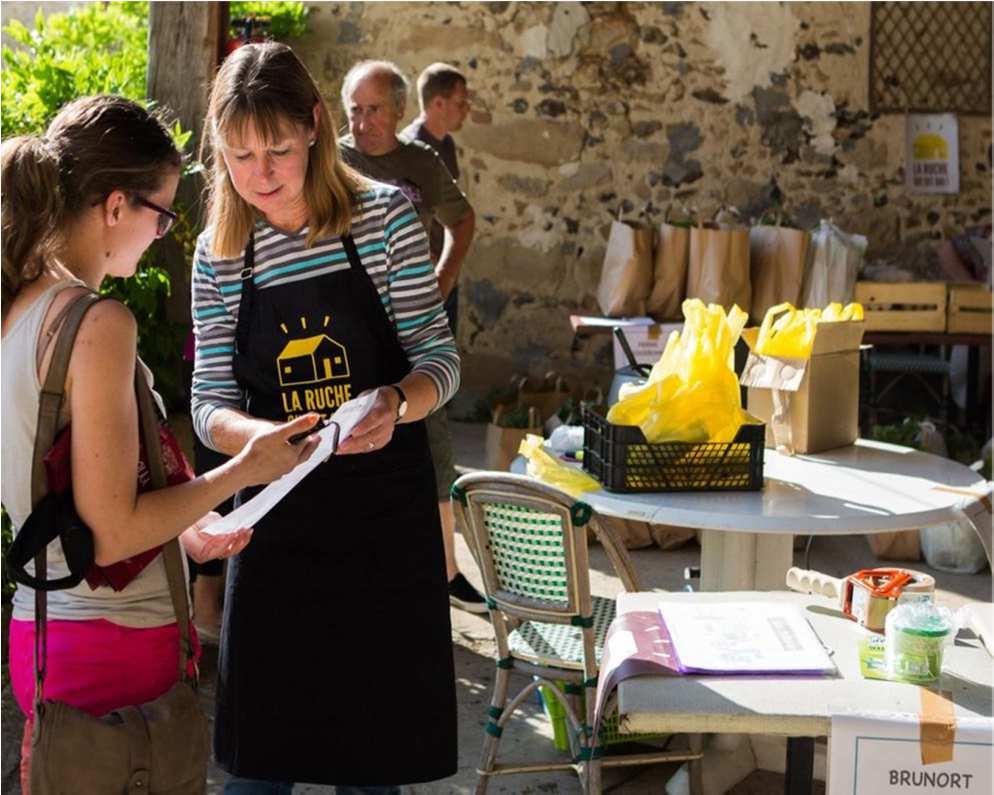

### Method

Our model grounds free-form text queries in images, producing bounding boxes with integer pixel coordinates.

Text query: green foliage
[551,395,606,427]
[945,424,991,478]
[869,419,923,450]
[230,1,310,40]
[870,418,992,478]
[496,404,538,429]
[102,265,186,405]
[1,1,193,409]
[1,2,149,137]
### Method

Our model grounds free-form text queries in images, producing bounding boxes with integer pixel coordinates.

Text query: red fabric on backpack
[42,419,195,591]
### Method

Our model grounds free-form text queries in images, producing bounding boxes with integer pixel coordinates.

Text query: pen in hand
[288,418,328,445]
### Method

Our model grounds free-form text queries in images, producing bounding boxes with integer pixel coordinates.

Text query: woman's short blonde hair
[202,42,368,259]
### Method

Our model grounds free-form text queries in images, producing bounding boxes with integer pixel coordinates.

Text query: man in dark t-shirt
[402,64,471,317]
[340,60,484,613]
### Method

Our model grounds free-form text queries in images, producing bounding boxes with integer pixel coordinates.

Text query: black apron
[213,231,457,785]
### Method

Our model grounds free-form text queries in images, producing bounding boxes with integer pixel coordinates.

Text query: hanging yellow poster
[905,113,959,195]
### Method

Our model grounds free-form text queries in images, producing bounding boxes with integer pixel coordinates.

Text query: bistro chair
[862,348,953,429]
[451,471,703,794]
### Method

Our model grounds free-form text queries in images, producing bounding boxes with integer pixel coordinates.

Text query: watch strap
[387,384,408,419]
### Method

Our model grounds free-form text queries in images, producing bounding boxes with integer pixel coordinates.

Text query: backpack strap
[134,368,195,683]
[30,291,103,507]
[31,290,103,709]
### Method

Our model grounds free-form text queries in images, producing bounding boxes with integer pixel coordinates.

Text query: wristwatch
[387,384,408,421]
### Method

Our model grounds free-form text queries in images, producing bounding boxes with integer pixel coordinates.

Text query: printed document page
[203,392,377,535]
[658,602,836,674]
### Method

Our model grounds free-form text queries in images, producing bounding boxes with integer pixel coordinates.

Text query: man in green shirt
[339,60,484,613]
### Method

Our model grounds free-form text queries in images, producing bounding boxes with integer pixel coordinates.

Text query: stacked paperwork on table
[657,602,836,675]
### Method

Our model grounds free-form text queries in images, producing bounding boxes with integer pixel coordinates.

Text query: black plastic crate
[582,406,765,493]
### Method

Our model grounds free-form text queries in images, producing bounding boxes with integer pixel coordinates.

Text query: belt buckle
[239,267,253,281]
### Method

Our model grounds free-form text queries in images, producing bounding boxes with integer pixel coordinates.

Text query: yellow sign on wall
[905,113,959,195]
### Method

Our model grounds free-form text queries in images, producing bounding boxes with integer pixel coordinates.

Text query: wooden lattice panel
[870,2,992,115]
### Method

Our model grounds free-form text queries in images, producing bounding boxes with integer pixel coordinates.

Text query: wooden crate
[854,281,947,332]
[947,283,993,334]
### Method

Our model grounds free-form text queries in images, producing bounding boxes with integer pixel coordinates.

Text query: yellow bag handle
[821,302,864,322]
[756,302,796,353]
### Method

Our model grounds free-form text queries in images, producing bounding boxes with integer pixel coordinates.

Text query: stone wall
[295,1,992,407]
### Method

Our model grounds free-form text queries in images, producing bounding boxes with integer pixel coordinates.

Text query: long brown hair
[202,42,367,259]
[1,95,181,314]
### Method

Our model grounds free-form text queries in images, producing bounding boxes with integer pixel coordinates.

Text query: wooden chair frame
[452,472,702,794]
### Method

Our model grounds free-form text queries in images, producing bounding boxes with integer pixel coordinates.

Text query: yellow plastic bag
[607,299,752,443]
[754,302,819,359]
[821,301,864,322]
[755,301,864,359]
[519,434,600,498]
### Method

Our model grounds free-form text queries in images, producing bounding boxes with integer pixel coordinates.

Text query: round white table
[521,440,992,590]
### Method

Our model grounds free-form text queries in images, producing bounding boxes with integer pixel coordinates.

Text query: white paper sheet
[658,602,836,674]
[203,392,377,535]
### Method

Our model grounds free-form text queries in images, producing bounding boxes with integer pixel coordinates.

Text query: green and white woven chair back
[481,501,571,607]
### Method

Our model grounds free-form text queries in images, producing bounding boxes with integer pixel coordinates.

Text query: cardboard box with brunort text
[739,321,866,454]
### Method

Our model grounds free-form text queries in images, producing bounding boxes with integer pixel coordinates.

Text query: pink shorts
[9,617,201,718]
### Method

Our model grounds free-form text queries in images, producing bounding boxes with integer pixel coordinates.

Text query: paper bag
[866,530,922,562]
[647,222,691,320]
[484,405,541,472]
[587,518,695,551]
[749,225,810,322]
[649,524,697,550]
[800,219,867,309]
[591,517,653,550]
[597,219,654,317]
[687,225,751,313]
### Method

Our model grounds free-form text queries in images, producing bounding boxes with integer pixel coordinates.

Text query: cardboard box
[740,321,866,454]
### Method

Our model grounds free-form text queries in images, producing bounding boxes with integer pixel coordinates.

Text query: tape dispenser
[786,566,936,632]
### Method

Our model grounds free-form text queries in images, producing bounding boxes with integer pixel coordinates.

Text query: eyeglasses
[134,196,178,238]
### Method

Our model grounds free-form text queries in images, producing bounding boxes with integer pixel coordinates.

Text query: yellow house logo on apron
[278,335,350,386]
[277,316,353,418]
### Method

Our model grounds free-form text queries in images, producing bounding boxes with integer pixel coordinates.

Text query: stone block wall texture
[296,1,992,402]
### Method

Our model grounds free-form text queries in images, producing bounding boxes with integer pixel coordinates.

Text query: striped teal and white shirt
[191,184,460,450]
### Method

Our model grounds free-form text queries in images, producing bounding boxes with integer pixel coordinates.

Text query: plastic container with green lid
[884,602,954,683]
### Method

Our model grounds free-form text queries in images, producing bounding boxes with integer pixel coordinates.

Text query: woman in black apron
[194,44,458,792]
